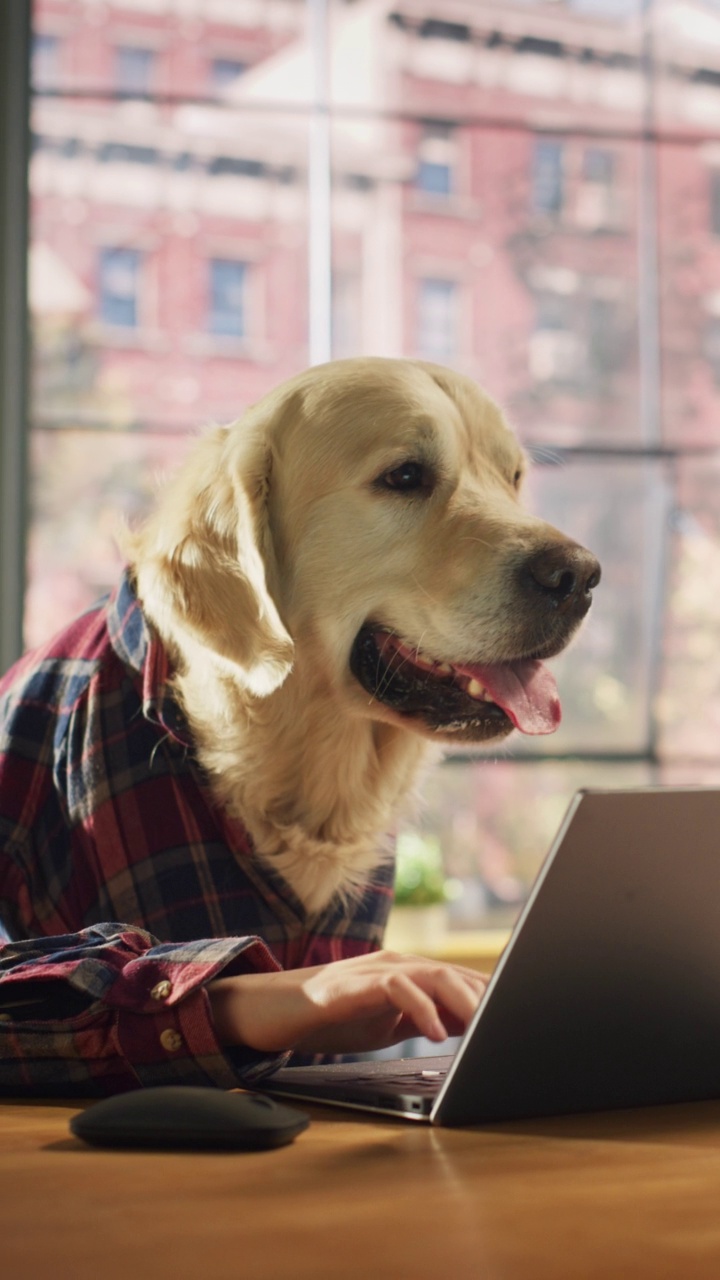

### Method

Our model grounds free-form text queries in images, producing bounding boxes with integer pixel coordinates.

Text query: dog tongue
[457,658,561,735]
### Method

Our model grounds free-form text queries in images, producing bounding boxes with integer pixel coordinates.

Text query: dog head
[131,357,600,746]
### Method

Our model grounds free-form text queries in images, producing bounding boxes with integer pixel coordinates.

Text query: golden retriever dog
[126,357,600,917]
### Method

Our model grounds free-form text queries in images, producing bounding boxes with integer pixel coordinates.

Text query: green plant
[393,833,449,907]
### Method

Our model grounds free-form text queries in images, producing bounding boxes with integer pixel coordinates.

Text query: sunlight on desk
[3,1095,720,1279]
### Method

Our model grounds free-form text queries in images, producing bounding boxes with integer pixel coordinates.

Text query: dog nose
[524,543,601,616]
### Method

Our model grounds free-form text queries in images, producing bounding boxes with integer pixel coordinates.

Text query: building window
[98,143,159,166]
[582,147,615,185]
[535,290,574,332]
[576,147,617,229]
[530,289,581,382]
[31,33,60,91]
[417,278,458,360]
[531,282,627,388]
[209,259,247,338]
[416,124,456,197]
[210,58,247,93]
[208,155,264,179]
[587,295,623,380]
[98,247,141,328]
[115,46,156,97]
[419,19,470,43]
[532,138,564,216]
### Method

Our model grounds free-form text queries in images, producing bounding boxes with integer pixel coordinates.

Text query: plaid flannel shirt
[0,572,394,1096]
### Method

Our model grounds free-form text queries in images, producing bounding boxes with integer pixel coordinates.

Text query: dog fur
[125,357,598,915]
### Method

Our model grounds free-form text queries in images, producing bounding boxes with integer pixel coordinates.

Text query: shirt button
[150,980,172,1001]
[160,1028,183,1053]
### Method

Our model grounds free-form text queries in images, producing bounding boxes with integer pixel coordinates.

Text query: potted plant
[385,832,451,951]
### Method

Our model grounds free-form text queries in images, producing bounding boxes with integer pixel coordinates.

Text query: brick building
[29,0,720,446]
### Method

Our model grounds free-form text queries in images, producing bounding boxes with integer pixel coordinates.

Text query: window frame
[208,257,248,339]
[12,0,720,789]
[0,1,30,672]
[97,246,143,330]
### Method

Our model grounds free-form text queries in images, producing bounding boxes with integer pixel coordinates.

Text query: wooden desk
[3,1095,720,1279]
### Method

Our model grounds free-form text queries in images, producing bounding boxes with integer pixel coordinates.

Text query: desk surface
[3,1094,720,1279]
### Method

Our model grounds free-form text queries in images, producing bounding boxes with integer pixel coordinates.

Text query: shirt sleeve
[0,922,290,1097]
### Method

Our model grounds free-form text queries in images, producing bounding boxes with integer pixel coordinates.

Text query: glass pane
[30,97,311,437]
[657,454,720,759]
[327,0,646,132]
[29,0,315,646]
[654,0,720,135]
[407,750,720,934]
[657,139,720,447]
[405,756,656,933]
[25,430,193,649]
[25,0,720,954]
[330,116,642,444]
[31,3,306,98]
[513,456,670,756]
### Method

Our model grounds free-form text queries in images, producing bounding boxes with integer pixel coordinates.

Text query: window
[208,156,265,178]
[21,0,720,940]
[532,138,564,216]
[419,19,470,43]
[530,281,628,390]
[416,124,455,196]
[516,36,564,58]
[98,143,159,166]
[587,295,624,381]
[209,259,247,338]
[577,147,618,229]
[417,279,458,360]
[530,289,581,383]
[535,290,574,333]
[417,157,452,196]
[115,46,155,97]
[31,33,59,91]
[98,248,141,328]
[210,58,247,92]
[582,147,615,185]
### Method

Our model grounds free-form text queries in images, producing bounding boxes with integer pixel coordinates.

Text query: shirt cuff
[107,936,291,1089]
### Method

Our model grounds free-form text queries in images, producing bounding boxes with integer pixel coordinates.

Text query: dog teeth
[466,678,487,700]
[412,652,436,672]
[388,637,456,676]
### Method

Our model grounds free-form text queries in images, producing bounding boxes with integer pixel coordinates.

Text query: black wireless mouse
[70,1085,310,1151]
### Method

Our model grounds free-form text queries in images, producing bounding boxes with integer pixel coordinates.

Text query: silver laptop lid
[433,787,720,1125]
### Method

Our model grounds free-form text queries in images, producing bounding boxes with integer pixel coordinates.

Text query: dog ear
[130,423,294,698]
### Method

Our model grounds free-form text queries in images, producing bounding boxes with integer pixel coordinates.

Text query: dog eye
[513,469,523,489]
[378,461,428,493]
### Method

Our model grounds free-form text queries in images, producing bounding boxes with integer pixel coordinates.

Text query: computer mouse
[70,1085,310,1151]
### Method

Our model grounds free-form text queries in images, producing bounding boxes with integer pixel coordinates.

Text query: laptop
[265,787,720,1126]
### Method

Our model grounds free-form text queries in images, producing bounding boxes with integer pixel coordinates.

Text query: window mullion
[0,0,31,670]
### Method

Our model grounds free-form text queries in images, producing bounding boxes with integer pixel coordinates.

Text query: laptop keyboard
[386,1069,448,1096]
[324,1056,453,1095]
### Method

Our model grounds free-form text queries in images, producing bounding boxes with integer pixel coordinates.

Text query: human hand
[208,951,488,1056]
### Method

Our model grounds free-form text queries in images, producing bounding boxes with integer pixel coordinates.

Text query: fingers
[381,953,487,1028]
[209,952,489,1057]
[381,962,484,1041]
[322,953,486,1043]
[377,971,450,1042]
